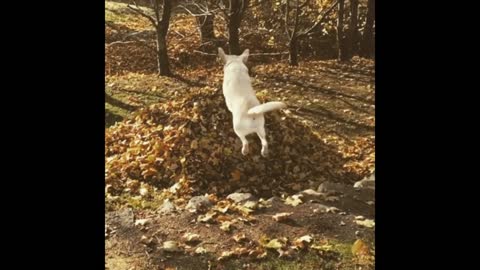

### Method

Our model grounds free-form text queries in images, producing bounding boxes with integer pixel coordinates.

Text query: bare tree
[178,1,217,48]
[197,14,216,45]
[337,0,347,61]
[359,0,374,58]
[128,0,172,76]
[225,0,249,55]
[348,0,359,57]
[284,0,339,66]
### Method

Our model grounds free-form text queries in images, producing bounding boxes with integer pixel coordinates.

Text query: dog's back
[222,55,259,114]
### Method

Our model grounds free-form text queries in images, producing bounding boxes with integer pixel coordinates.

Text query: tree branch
[106,39,156,53]
[298,0,338,38]
[152,0,161,24]
[177,4,214,17]
[127,4,157,27]
[299,0,310,9]
[194,50,288,56]
[292,0,300,39]
[285,0,291,39]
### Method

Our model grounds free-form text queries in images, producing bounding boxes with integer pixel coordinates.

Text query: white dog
[218,47,286,157]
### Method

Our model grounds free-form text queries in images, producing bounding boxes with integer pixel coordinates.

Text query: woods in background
[110,0,375,76]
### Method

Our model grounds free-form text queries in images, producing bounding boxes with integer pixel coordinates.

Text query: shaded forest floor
[105,2,374,269]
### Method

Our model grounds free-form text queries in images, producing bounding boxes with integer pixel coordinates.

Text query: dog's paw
[242,144,249,155]
[261,146,268,157]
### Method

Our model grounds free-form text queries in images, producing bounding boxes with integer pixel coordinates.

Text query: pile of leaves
[106,86,364,198]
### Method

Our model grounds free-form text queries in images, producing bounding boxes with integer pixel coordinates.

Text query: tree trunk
[348,0,359,57]
[156,33,171,76]
[197,14,216,44]
[360,0,375,58]
[227,0,248,55]
[337,0,347,61]
[288,36,299,66]
[156,0,172,76]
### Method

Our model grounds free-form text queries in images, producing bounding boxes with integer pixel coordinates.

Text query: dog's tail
[247,102,286,115]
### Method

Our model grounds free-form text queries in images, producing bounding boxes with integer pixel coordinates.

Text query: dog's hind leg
[256,127,268,157]
[234,130,249,155]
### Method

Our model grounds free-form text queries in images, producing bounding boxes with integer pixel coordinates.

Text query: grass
[105,1,151,30]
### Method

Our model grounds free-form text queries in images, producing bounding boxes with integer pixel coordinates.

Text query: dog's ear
[218,47,227,64]
[240,49,249,64]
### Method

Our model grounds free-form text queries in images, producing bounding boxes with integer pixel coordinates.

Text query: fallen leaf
[220,221,233,232]
[311,243,333,251]
[243,200,258,209]
[233,233,247,243]
[264,239,284,250]
[231,169,241,181]
[135,219,150,227]
[162,241,181,252]
[272,212,293,222]
[182,233,200,242]
[218,251,235,261]
[248,247,267,259]
[190,140,198,149]
[233,247,249,256]
[355,219,375,228]
[284,195,303,206]
[195,247,208,254]
[352,239,370,256]
[197,211,217,223]
[234,205,254,216]
[292,235,313,250]
[277,248,295,258]
[139,187,148,196]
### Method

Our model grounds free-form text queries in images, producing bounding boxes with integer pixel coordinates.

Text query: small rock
[186,195,212,213]
[353,179,375,189]
[313,204,341,214]
[298,189,326,201]
[266,196,283,204]
[227,192,254,203]
[300,189,323,196]
[158,199,176,215]
[317,181,346,195]
[340,221,346,226]
[110,208,134,228]
[354,172,375,189]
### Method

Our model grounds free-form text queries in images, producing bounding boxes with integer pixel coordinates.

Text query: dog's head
[218,47,249,68]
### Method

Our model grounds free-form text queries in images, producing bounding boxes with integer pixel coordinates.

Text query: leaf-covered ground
[105,1,374,269]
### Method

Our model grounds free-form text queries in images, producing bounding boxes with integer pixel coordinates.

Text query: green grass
[105,74,171,127]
